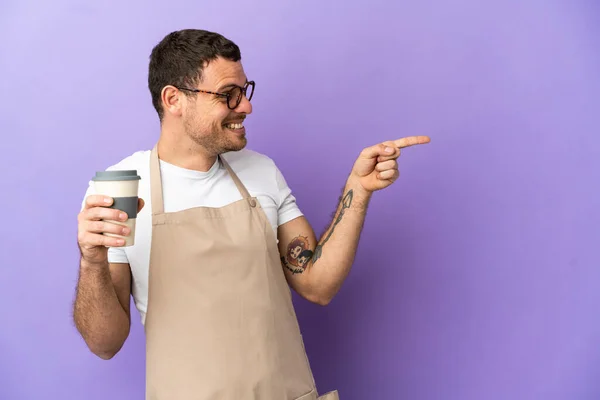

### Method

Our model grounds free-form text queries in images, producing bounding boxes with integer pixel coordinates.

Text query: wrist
[80,257,109,270]
[345,175,372,209]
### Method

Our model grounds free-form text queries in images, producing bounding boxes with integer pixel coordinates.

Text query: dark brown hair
[148,29,241,120]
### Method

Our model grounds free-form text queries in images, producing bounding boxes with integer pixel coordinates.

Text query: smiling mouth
[224,122,244,129]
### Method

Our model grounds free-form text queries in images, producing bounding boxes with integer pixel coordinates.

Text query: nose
[235,93,252,114]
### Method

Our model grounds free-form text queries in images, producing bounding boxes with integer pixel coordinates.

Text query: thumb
[360,142,398,160]
[137,198,145,213]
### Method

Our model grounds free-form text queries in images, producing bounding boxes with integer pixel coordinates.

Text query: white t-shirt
[81,148,303,324]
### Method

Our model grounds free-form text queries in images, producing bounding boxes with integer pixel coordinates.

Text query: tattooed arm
[277,177,370,305]
[277,136,430,305]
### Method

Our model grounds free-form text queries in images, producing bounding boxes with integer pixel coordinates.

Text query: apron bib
[144,145,339,400]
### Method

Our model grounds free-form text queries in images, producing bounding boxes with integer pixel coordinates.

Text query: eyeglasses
[176,81,255,110]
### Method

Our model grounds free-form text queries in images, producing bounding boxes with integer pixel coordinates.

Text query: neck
[156,128,217,172]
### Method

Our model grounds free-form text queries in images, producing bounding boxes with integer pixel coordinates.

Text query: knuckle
[102,236,118,247]
[84,207,96,220]
[97,235,107,247]
[376,160,394,171]
[84,195,96,208]
[79,232,94,247]
[86,234,100,247]
[109,222,124,234]
[92,220,104,232]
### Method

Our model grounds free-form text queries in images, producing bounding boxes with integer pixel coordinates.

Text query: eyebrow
[218,80,248,92]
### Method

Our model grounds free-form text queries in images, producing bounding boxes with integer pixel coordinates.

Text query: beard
[183,110,247,155]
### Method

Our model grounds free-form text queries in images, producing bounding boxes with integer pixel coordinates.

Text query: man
[73,29,430,400]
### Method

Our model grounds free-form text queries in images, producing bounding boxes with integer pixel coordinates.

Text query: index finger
[85,194,113,208]
[394,136,431,149]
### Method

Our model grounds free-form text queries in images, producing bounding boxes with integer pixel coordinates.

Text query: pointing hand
[350,136,431,192]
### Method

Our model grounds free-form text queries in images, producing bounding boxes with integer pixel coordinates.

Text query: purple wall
[1,1,599,399]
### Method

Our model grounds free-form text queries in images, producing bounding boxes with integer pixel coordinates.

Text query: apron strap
[150,144,164,215]
[150,144,254,216]
[219,155,252,200]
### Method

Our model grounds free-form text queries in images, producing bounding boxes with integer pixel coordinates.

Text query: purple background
[1,0,599,399]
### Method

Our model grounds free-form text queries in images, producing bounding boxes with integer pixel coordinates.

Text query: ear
[161,85,184,117]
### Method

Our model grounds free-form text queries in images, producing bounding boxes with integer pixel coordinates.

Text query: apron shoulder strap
[150,145,164,215]
[219,155,252,200]
[149,145,254,215]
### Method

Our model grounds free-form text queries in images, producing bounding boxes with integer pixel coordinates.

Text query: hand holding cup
[77,170,143,265]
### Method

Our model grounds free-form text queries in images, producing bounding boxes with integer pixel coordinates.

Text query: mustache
[222,115,246,124]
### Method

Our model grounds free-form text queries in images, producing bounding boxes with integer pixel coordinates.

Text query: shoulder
[103,149,152,173]
[220,148,277,171]
[102,150,152,189]
[220,148,286,197]
[81,150,151,205]
[220,148,281,185]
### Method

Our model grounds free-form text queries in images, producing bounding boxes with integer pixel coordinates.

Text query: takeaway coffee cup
[92,170,141,247]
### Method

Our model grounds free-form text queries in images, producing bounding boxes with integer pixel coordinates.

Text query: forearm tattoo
[281,235,313,275]
[313,189,353,263]
[280,189,353,274]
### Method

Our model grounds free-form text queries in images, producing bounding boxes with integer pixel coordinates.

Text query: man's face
[182,57,253,155]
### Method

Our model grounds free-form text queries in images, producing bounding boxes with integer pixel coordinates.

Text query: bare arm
[278,177,370,305]
[73,261,132,360]
[73,194,145,359]
[278,136,431,305]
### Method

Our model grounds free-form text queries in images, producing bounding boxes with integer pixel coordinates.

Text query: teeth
[225,123,243,129]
